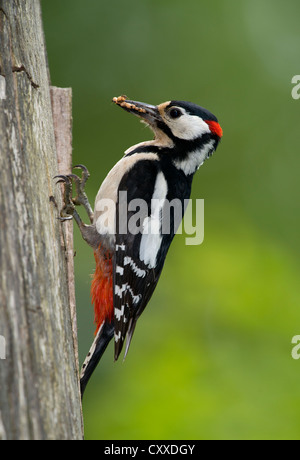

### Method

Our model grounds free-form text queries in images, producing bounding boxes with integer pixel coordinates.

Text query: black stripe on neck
[124,132,219,159]
[124,145,162,156]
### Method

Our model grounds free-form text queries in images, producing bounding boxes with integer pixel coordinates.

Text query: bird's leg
[71,164,94,224]
[54,175,85,227]
[54,172,100,249]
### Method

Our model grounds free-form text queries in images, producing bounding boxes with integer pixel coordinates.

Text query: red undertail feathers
[91,246,113,333]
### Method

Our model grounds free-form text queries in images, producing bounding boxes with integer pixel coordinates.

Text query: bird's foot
[54,164,94,224]
[54,174,76,221]
[70,165,94,223]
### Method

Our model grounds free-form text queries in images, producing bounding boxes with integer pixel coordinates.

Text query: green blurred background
[42,0,300,440]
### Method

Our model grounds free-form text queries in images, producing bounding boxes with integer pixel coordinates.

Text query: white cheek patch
[168,114,210,141]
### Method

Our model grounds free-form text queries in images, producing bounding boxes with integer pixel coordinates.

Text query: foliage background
[42,0,300,440]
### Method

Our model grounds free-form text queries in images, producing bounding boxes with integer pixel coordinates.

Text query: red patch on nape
[91,245,113,334]
[205,120,223,138]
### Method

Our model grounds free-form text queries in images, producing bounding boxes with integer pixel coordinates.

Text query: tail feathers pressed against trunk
[80,320,114,397]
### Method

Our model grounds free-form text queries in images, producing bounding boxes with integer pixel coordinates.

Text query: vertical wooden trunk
[0,0,83,439]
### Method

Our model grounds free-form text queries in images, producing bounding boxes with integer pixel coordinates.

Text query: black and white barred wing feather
[113,159,165,360]
[113,238,152,360]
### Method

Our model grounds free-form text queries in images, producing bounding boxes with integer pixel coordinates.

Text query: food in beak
[112,96,147,114]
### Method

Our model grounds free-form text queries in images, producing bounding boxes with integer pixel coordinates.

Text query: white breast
[94,152,159,236]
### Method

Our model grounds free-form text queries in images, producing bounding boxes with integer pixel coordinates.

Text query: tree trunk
[0,0,83,440]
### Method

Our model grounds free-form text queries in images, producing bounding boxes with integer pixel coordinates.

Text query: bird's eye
[169,108,182,119]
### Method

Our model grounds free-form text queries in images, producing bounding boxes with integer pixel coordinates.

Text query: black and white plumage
[59,97,223,396]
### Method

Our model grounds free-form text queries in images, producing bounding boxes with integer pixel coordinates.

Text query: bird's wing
[113,158,167,360]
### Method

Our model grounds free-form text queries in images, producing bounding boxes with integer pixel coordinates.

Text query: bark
[0,0,83,440]
[50,86,79,372]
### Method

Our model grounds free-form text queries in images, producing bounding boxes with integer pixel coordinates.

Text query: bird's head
[113,96,223,172]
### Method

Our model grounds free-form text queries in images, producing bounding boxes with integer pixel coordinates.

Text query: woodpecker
[56,96,222,396]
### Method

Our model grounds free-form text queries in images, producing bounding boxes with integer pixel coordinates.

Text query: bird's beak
[113,96,161,126]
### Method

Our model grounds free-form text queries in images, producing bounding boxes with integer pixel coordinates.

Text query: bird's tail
[80,320,114,397]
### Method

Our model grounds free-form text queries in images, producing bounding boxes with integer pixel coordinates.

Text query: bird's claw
[71,164,91,207]
[73,164,90,185]
[54,165,94,224]
[71,165,94,223]
[57,215,73,222]
[54,174,76,221]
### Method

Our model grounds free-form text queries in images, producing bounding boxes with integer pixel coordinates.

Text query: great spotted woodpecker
[56,96,222,396]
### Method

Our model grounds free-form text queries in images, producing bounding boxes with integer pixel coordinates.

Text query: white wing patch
[139,171,168,268]
[115,265,124,275]
[123,256,146,278]
[115,284,127,297]
[115,331,121,342]
[115,283,141,303]
[115,304,125,321]
[116,244,126,251]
